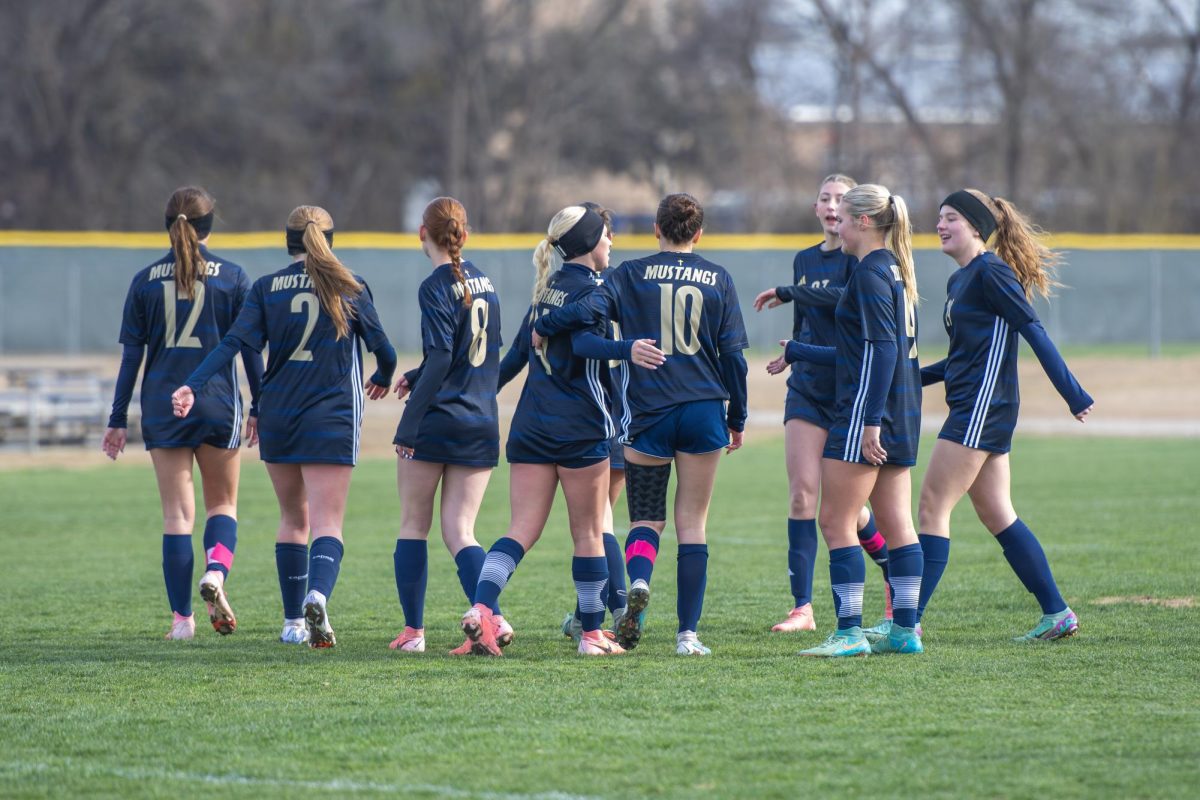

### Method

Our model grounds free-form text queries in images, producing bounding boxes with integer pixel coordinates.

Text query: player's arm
[103,343,145,459]
[783,340,836,366]
[776,283,844,308]
[394,346,452,451]
[499,308,533,389]
[920,358,947,386]
[532,288,611,338]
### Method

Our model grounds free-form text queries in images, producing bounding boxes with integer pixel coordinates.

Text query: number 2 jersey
[598,251,749,437]
[823,248,922,466]
[208,260,390,465]
[118,246,251,449]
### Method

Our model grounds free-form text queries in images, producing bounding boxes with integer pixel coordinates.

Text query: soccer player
[783,184,925,658]
[172,205,396,648]
[755,174,893,633]
[534,193,750,656]
[460,205,662,657]
[912,189,1092,641]
[103,187,262,641]
[388,197,503,655]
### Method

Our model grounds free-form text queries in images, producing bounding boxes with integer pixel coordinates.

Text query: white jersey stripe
[964,317,1008,448]
[845,343,873,461]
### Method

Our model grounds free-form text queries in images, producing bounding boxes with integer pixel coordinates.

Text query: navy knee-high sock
[474,537,525,610]
[786,518,818,607]
[308,536,344,599]
[162,534,193,616]
[454,545,500,614]
[995,519,1067,614]
[275,542,308,619]
[886,542,924,629]
[676,544,709,633]
[916,533,950,622]
[394,539,428,629]
[202,514,237,577]
[602,532,628,613]
[573,555,609,632]
[829,545,866,630]
[625,526,660,585]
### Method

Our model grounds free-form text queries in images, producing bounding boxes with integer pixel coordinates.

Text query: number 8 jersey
[119,246,251,449]
[222,259,390,465]
[601,251,749,437]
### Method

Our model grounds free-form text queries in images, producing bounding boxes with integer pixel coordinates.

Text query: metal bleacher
[0,367,137,450]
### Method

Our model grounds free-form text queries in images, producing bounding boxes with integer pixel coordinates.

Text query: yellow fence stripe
[3,230,1200,250]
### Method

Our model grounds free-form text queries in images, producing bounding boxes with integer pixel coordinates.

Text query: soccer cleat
[303,590,336,649]
[862,618,892,643]
[579,630,626,656]
[1015,608,1079,642]
[448,637,474,656]
[675,631,711,656]
[615,579,649,650]
[388,626,426,652]
[493,615,514,649]
[198,570,237,635]
[164,612,195,641]
[561,612,583,643]
[771,603,816,632]
[797,627,870,658]
[461,603,503,656]
[869,623,924,654]
[280,619,309,644]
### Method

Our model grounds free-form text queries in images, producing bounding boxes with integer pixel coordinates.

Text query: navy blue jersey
[119,246,250,448]
[779,244,856,405]
[598,266,631,449]
[396,262,501,467]
[825,249,922,466]
[508,262,615,462]
[600,252,749,435]
[219,261,389,464]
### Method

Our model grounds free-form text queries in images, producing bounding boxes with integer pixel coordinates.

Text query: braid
[446,216,470,306]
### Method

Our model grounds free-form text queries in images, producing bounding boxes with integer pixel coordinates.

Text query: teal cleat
[869,623,924,654]
[798,627,870,658]
[1015,608,1079,642]
[561,612,583,643]
[862,619,892,644]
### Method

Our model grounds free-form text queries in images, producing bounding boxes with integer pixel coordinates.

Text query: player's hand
[766,340,789,375]
[726,429,744,453]
[171,386,195,418]
[531,328,545,350]
[244,416,259,447]
[396,444,415,460]
[753,288,783,311]
[392,374,411,400]
[860,425,886,466]
[631,339,666,369]
[365,377,389,400]
[101,427,127,460]
[1075,403,1093,423]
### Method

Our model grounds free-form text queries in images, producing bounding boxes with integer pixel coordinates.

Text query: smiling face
[590,229,612,271]
[814,181,853,237]
[936,205,985,264]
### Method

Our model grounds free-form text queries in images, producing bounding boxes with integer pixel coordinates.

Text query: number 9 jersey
[222,260,390,465]
[119,246,251,449]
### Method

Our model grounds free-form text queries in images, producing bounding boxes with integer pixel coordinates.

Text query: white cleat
[280,618,309,644]
[199,570,237,635]
[165,613,195,641]
[303,590,336,649]
[675,630,711,656]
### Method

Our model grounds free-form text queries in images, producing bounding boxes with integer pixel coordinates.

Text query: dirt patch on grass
[1092,595,1195,608]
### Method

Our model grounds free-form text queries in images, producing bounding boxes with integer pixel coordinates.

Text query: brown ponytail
[286,206,361,340]
[164,187,214,301]
[970,190,1062,300]
[422,197,471,307]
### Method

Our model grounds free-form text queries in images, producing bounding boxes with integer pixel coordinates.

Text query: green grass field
[2,435,1198,799]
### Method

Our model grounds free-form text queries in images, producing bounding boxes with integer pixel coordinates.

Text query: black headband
[550,208,605,261]
[164,211,214,238]
[286,224,335,255]
[942,190,997,242]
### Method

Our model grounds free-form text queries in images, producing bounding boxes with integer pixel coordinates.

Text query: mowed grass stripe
[0,435,1197,799]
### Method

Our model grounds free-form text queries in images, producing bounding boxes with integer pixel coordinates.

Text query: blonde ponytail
[532,206,587,305]
[842,184,918,306]
[288,206,361,340]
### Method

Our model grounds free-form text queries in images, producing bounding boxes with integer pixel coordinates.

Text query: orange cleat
[579,629,626,656]
[388,626,426,652]
[771,603,816,632]
[461,603,503,656]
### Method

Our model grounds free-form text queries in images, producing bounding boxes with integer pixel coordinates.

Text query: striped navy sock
[474,537,525,610]
[573,556,608,633]
[887,542,924,629]
[829,545,865,630]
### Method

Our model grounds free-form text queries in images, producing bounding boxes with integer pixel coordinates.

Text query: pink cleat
[461,603,503,656]
[164,612,195,640]
[771,603,816,632]
[493,615,515,649]
[388,626,426,652]
[579,629,626,656]
[448,637,475,656]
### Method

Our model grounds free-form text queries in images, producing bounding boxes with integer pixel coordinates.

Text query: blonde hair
[422,197,471,307]
[819,173,858,192]
[286,205,361,340]
[842,184,917,306]
[531,206,586,305]
[966,189,1061,300]
[164,187,213,301]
